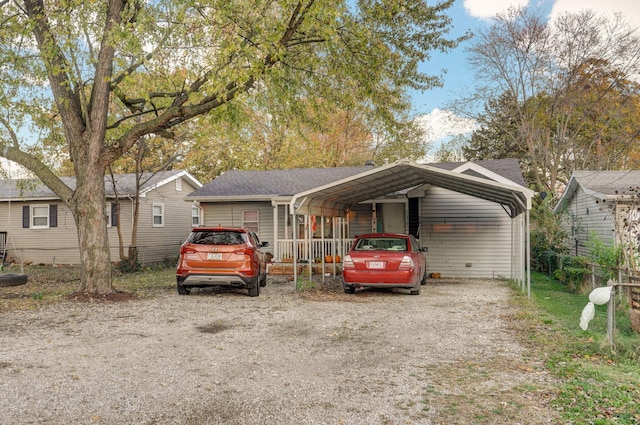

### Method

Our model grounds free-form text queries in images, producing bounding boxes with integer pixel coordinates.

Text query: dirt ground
[0,276,559,424]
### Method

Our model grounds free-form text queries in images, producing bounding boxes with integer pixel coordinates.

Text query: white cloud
[463,0,529,20]
[549,0,640,28]
[415,109,477,143]
[464,0,640,27]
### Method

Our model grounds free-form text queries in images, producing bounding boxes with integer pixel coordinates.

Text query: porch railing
[275,238,354,262]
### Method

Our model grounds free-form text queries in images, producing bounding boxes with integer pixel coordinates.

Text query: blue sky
[412,0,640,146]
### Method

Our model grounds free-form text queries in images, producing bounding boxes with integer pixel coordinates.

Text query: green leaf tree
[0,0,464,294]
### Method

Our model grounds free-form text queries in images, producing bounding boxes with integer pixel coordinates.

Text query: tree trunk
[71,169,114,294]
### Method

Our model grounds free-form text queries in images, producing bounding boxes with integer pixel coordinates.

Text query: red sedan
[342,233,428,295]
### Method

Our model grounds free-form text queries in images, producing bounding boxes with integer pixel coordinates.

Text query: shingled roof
[554,170,640,212]
[0,170,201,201]
[187,158,526,201]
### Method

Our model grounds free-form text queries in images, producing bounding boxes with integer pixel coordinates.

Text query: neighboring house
[186,159,531,279]
[0,170,202,266]
[554,170,640,258]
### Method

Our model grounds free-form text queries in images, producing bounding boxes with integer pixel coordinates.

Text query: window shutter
[49,204,58,228]
[22,206,30,228]
[111,203,118,227]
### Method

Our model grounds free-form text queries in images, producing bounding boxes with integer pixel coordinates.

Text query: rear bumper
[177,273,258,288]
[343,270,417,285]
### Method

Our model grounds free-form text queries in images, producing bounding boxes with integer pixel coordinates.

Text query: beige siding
[134,178,201,264]
[0,177,199,266]
[201,201,275,254]
[0,201,80,264]
[420,187,515,279]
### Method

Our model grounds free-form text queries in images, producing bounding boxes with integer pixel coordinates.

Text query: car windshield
[354,238,407,251]
[190,231,247,245]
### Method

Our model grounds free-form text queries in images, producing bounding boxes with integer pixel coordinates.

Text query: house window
[106,203,118,228]
[191,205,201,226]
[22,204,58,229]
[32,205,49,228]
[153,203,164,227]
[243,210,259,232]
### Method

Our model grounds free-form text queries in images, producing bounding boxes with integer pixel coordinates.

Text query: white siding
[563,186,614,257]
[420,187,515,279]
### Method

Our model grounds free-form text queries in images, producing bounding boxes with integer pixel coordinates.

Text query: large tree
[465,7,640,193]
[0,0,463,294]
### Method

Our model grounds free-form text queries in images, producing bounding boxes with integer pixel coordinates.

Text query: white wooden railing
[275,238,354,262]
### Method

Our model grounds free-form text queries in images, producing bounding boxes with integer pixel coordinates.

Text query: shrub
[553,255,590,292]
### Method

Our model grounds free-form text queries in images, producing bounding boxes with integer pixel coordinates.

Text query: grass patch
[0,264,175,312]
[511,272,640,424]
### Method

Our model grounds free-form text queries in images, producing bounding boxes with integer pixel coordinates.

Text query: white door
[382,203,405,233]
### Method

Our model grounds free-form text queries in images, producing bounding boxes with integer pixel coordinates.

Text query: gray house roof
[0,170,201,201]
[187,158,526,201]
[554,170,640,212]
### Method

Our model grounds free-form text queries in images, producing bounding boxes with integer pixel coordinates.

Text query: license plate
[207,253,223,260]
[368,261,385,269]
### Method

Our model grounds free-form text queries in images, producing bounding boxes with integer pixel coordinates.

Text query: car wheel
[259,274,267,287]
[420,269,428,285]
[343,285,355,294]
[410,286,421,295]
[248,284,260,297]
[177,284,190,295]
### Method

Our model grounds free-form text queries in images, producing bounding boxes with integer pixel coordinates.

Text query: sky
[415,0,640,149]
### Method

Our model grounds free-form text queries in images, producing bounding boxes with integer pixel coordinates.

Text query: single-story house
[0,170,202,266]
[554,170,640,258]
[186,158,533,282]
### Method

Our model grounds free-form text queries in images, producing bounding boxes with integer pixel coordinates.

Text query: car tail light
[343,255,354,269]
[180,245,197,255]
[234,247,254,257]
[398,255,414,270]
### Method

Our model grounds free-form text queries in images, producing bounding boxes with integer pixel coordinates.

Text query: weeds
[510,272,640,424]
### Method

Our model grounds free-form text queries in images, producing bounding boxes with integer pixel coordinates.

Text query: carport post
[526,209,531,298]
[293,213,298,292]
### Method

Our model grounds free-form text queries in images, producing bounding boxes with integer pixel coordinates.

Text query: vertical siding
[420,187,515,279]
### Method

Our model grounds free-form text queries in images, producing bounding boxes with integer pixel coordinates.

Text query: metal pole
[607,283,615,350]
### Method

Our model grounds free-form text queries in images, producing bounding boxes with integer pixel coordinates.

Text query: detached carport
[289,159,534,296]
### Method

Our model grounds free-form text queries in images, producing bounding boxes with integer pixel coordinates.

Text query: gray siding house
[0,170,202,265]
[554,170,640,258]
[186,159,530,279]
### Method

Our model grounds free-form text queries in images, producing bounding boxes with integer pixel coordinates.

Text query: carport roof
[291,159,534,218]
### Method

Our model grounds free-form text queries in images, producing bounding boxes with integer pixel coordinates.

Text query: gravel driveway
[0,278,557,424]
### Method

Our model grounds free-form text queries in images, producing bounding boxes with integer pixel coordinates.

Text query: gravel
[0,277,557,424]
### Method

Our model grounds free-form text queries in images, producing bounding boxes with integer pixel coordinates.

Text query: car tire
[343,285,355,294]
[410,286,421,295]
[259,274,267,287]
[0,273,28,287]
[248,284,259,297]
[177,284,190,295]
[420,269,428,285]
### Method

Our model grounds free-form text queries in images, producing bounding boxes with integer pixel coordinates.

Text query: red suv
[176,227,269,297]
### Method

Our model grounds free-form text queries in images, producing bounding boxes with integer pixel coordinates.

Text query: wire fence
[5,243,181,267]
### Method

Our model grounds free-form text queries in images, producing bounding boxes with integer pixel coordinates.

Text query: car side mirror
[262,241,270,248]
[420,247,428,252]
